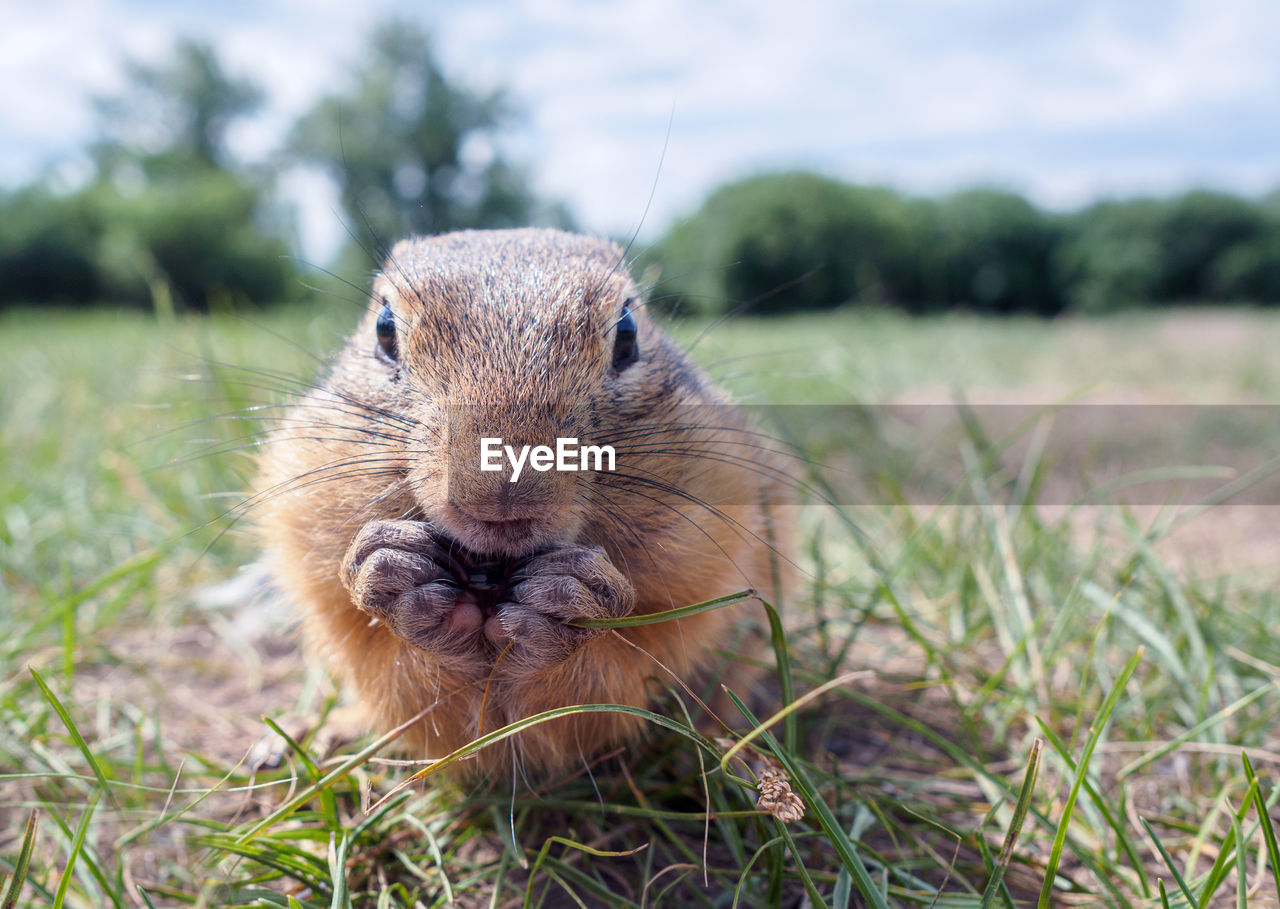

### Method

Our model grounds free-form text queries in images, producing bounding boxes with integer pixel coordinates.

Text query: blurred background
[3,0,1280,316]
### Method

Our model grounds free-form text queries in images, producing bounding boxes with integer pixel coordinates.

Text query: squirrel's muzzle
[437,404,587,556]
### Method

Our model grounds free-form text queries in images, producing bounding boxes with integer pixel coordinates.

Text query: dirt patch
[1113,504,1278,582]
[75,617,309,769]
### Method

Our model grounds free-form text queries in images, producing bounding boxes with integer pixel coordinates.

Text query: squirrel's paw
[340,519,483,651]
[488,545,634,673]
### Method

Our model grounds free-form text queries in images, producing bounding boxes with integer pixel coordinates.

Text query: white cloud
[1,0,1277,260]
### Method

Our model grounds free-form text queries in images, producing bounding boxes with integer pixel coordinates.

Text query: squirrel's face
[344,229,672,559]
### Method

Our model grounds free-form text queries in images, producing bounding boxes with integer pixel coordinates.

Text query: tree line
[650,173,1280,316]
[2,25,1277,316]
[0,23,568,313]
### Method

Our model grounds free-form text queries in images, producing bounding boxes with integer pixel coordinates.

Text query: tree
[1054,199,1167,312]
[0,188,106,305]
[93,39,264,174]
[289,21,565,265]
[1207,233,1280,302]
[928,189,1065,315]
[1056,192,1274,311]
[82,40,294,311]
[654,173,919,315]
[1155,191,1270,301]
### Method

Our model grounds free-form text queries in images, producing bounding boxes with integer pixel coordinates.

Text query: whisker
[684,266,821,354]
[574,485,678,609]
[597,466,802,577]
[591,473,756,589]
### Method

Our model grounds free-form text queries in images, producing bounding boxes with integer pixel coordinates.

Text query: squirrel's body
[255,229,789,776]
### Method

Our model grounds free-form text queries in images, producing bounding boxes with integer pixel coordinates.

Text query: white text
[479,437,616,482]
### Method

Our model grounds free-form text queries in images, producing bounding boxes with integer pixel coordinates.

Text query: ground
[1,304,1278,907]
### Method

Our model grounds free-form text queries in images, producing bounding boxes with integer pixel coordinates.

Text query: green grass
[2,303,1280,906]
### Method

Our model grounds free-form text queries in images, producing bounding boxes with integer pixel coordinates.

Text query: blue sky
[3,0,1278,260]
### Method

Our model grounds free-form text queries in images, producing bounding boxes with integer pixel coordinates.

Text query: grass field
[2,302,1279,907]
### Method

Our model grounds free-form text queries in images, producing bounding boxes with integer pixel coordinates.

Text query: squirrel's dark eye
[375,301,398,362]
[612,305,639,372]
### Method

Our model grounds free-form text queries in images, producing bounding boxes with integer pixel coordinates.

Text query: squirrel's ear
[376,299,399,362]
[612,304,639,372]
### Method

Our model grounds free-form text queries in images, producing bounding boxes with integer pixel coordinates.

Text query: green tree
[93,39,264,173]
[289,20,565,267]
[84,40,294,311]
[1056,192,1275,311]
[1054,199,1166,312]
[0,188,106,305]
[928,189,1065,315]
[1207,233,1280,302]
[654,173,919,316]
[1156,191,1270,300]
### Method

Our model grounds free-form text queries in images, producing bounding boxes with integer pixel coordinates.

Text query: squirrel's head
[337,228,700,559]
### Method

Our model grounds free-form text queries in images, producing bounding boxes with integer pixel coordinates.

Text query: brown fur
[254,228,791,778]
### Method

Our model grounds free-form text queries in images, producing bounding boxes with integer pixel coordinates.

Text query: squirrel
[253,228,791,778]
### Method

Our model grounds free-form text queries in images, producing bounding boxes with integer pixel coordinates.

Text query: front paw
[340,520,482,651]
[488,546,635,672]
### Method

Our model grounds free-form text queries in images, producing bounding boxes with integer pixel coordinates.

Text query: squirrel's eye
[376,301,398,362]
[612,305,639,372]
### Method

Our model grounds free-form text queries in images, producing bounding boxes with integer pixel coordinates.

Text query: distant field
[677,305,1280,402]
[2,303,1278,906]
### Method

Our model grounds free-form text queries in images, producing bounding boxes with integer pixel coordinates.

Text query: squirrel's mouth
[431,532,531,613]
[436,502,565,559]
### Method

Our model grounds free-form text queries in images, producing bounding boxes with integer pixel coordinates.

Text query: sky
[3,0,1279,262]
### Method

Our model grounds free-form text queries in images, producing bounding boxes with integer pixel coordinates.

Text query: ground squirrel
[254,228,791,778]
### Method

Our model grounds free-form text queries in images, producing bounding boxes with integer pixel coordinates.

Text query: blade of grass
[1231,811,1247,909]
[731,833,786,909]
[723,689,888,909]
[1117,680,1277,780]
[261,715,339,831]
[53,792,100,909]
[369,704,719,814]
[1,809,38,909]
[197,833,330,884]
[773,821,828,909]
[576,590,799,753]
[1141,817,1199,909]
[1197,779,1260,904]
[57,547,165,615]
[535,856,639,908]
[29,668,116,805]
[981,739,1042,908]
[1034,718,1149,895]
[522,836,646,908]
[38,807,119,909]
[1037,647,1143,909]
[327,830,351,909]
[717,670,867,778]
[571,590,757,629]
[1243,752,1280,899]
[116,756,266,848]
[394,811,454,905]
[976,835,1015,909]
